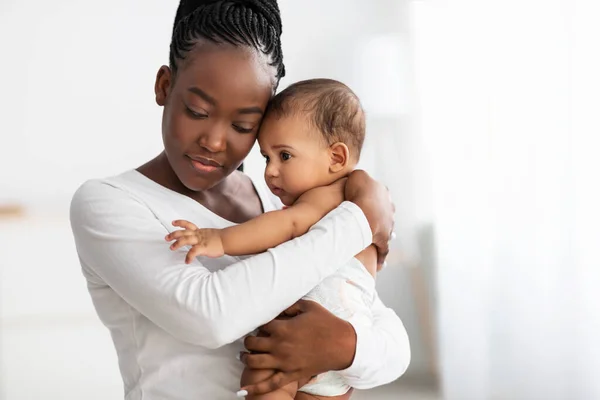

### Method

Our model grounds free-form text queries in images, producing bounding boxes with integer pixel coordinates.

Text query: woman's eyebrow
[188,87,216,106]
[237,106,264,115]
[187,86,263,115]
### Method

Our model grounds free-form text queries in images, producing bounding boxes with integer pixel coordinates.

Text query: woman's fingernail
[391,231,397,241]
[382,261,388,269]
[235,353,241,361]
[236,389,248,397]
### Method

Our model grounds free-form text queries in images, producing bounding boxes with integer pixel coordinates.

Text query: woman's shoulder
[72,169,175,203]
[70,169,174,227]
[69,171,178,251]
[69,169,189,238]
[70,171,145,223]
[71,170,142,204]
[70,170,210,231]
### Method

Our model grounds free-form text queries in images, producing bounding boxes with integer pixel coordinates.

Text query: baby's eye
[280,152,291,161]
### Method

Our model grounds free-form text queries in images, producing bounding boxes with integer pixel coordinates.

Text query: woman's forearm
[71,181,371,348]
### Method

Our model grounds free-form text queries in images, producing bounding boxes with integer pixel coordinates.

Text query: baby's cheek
[301,176,324,194]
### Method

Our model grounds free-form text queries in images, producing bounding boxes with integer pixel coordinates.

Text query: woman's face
[155,41,275,191]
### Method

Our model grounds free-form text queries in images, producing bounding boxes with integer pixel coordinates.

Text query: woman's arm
[345,170,395,268]
[70,179,371,349]
[238,170,404,395]
[239,296,411,394]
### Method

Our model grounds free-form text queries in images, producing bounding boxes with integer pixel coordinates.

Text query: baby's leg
[240,366,298,400]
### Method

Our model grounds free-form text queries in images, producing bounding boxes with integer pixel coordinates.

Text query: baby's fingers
[165,229,193,242]
[170,236,199,251]
[172,220,198,230]
[185,245,206,264]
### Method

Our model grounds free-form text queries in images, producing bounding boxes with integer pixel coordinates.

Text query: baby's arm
[167,179,347,260]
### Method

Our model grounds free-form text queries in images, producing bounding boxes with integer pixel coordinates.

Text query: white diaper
[298,257,376,397]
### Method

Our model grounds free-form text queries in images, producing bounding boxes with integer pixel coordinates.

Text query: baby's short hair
[267,79,366,160]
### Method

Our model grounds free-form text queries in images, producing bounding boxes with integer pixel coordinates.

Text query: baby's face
[258,113,332,206]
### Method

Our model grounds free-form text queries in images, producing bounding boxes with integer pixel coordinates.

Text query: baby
[166,79,379,400]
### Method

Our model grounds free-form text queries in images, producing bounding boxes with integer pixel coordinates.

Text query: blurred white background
[1,0,599,399]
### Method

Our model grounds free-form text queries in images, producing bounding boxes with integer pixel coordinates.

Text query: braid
[169,0,285,87]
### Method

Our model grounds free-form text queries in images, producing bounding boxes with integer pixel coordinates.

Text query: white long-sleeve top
[69,170,410,400]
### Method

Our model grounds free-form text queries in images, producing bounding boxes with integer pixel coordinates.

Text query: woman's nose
[198,122,227,153]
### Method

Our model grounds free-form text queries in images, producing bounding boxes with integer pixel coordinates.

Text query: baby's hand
[165,220,225,263]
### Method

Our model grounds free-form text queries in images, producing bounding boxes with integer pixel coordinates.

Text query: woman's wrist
[344,171,380,237]
[344,169,394,266]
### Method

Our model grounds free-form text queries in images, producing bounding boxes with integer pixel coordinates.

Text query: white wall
[0,0,171,207]
[410,1,600,398]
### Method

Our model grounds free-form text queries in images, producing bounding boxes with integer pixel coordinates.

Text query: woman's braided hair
[169,0,285,87]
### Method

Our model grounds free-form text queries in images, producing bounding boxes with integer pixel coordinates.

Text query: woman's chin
[180,173,223,192]
[178,163,229,191]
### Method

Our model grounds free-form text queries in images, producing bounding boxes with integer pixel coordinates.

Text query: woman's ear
[329,142,350,173]
[155,66,173,106]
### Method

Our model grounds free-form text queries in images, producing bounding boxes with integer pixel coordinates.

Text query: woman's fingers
[377,248,390,268]
[244,335,273,353]
[279,300,308,318]
[257,318,288,336]
[240,352,278,369]
[239,371,300,397]
[374,235,390,268]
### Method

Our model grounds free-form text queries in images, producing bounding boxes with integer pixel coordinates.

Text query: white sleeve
[337,294,411,389]
[70,180,372,349]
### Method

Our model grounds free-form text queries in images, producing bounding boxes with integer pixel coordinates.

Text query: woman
[69,1,410,399]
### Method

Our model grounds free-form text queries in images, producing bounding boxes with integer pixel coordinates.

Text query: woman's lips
[187,155,223,173]
[191,159,218,172]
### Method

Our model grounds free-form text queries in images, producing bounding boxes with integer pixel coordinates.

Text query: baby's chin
[277,193,298,207]
[280,196,295,207]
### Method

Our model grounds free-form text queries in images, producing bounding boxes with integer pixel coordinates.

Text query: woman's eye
[281,152,291,161]
[233,124,254,134]
[263,155,270,163]
[186,107,208,119]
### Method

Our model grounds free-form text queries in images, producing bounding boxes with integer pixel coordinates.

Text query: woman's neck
[137,152,191,195]
[137,152,263,223]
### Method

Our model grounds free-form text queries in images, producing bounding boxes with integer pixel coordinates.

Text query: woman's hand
[345,169,395,268]
[239,300,356,396]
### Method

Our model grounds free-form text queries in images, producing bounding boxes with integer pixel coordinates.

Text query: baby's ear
[329,142,350,173]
